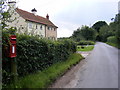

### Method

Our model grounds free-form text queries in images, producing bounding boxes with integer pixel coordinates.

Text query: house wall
[45,26,57,40]
[7,11,28,34]
[26,21,45,37]
[7,10,46,37]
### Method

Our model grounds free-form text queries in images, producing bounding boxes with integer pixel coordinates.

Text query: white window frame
[28,22,32,29]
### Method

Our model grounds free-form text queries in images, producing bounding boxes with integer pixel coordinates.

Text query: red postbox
[8,35,17,58]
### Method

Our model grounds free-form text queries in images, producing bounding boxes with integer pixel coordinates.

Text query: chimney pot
[31,8,37,15]
[46,14,49,19]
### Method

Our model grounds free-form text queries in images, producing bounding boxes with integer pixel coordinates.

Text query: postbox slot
[11,39,16,41]
[12,46,15,54]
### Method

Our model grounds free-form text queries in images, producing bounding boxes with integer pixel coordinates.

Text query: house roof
[16,8,58,28]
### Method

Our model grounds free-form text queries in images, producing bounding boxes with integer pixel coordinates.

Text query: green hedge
[77,40,95,45]
[107,36,119,48]
[2,34,76,86]
[107,36,118,44]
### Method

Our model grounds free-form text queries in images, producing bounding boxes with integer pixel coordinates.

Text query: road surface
[51,42,119,88]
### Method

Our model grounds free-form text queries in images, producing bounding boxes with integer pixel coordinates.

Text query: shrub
[107,36,118,44]
[107,36,119,48]
[77,40,95,45]
[2,34,77,86]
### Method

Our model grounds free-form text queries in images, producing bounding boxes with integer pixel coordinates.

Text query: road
[51,42,119,88]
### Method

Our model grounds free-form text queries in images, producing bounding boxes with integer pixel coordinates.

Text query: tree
[99,25,113,42]
[80,26,97,41]
[1,0,17,44]
[92,21,108,33]
[92,21,108,41]
[71,26,97,41]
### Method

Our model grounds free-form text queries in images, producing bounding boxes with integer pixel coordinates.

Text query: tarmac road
[51,42,119,88]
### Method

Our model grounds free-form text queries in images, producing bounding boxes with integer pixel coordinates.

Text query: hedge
[2,34,76,86]
[107,36,118,44]
[77,40,95,45]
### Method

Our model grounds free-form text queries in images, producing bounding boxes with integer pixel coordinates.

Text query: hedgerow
[77,40,95,45]
[2,34,76,86]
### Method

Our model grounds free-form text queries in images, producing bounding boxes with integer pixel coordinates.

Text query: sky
[15,0,119,38]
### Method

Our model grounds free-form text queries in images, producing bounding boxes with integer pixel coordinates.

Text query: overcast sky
[16,0,119,37]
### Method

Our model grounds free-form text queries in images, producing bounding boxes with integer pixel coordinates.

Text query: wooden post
[11,58,18,84]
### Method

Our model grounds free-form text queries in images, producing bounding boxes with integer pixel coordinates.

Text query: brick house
[8,1,58,40]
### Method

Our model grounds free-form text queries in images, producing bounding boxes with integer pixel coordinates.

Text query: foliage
[57,37,70,41]
[92,21,108,33]
[107,36,118,44]
[107,36,120,48]
[99,25,113,42]
[2,34,77,86]
[98,14,120,47]
[71,26,97,42]
[5,53,83,88]
[77,40,95,45]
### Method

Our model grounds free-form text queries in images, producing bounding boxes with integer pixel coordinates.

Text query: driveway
[51,42,119,88]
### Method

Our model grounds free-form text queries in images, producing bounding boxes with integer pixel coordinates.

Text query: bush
[77,40,95,45]
[2,34,77,86]
[107,36,119,48]
[107,36,118,44]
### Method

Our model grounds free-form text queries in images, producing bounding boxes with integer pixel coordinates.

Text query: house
[8,1,58,40]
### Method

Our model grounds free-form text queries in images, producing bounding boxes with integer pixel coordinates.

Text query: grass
[5,53,83,88]
[106,42,120,49]
[77,45,94,51]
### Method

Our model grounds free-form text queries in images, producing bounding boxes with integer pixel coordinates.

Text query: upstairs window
[54,28,56,31]
[48,27,50,30]
[28,23,32,29]
[36,25,37,29]
[51,27,52,30]
[40,25,42,30]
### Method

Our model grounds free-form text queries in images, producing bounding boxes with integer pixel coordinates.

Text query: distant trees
[99,25,113,42]
[92,21,108,41]
[71,26,97,42]
[70,13,120,47]
[92,21,108,33]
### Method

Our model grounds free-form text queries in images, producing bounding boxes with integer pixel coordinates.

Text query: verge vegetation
[5,53,83,88]
[2,34,77,87]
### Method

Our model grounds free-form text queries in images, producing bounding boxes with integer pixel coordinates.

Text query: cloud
[57,28,73,38]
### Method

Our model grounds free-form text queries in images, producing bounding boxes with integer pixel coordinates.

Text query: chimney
[8,1,16,9]
[31,8,37,15]
[46,14,49,19]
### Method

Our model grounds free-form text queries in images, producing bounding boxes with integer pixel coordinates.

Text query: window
[36,25,37,29]
[48,37,50,40]
[28,23,32,29]
[48,27,50,30]
[20,25,24,29]
[22,27,24,29]
[51,27,52,30]
[40,25,42,30]
[54,28,56,31]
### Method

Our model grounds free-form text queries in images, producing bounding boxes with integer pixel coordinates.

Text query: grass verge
[106,42,120,49]
[5,53,83,88]
[77,45,94,51]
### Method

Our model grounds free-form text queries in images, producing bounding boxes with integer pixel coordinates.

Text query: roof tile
[16,8,58,28]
